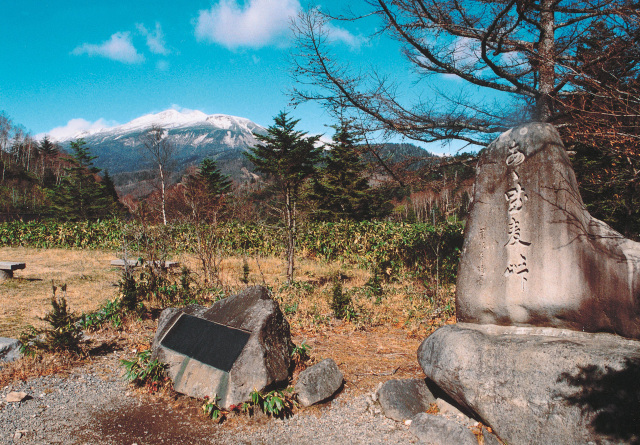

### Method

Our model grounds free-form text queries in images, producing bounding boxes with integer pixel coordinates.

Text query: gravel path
[0,353,418,445]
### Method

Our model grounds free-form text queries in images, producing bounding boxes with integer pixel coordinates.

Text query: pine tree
[49,139,113,220]
[184,158,232,224]
[245,111,322,281]
[311,123,374,221]
[198,158,232,197]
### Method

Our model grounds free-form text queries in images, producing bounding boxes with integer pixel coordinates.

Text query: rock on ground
[376,378,436,422]
[409,413,478,445]
[418,323,640,445]
[152,285,293,409]
[294,358,343,407]
[0,338,21,364]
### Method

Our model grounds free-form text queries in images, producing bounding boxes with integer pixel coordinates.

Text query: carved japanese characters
[456,123,640,339]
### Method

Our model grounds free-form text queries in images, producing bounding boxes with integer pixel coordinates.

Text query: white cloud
[72,32,144,64]
[325,23,365,50]
[40,118,117,142]
[136,22,170,55]
[194,0,300,49]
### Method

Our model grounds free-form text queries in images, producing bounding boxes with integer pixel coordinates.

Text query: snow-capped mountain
[55,109,266,186]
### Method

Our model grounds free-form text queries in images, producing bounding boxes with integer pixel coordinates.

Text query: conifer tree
[198,158,232,197]
[311,123,374,221]
[245,111,322,281]
[49,139,113,220]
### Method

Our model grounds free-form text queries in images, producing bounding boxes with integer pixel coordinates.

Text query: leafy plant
[202,394,227,422]
[291,340,312,371]
[120,349,167,387]
[250,388,295,418]
[78,298,123,330]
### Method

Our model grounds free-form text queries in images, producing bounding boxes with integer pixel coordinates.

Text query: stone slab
[418,323,640,445]
[152,286,292,409]
[0,262,26,271]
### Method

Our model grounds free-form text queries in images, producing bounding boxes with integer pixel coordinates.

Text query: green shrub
[79,298,123,330]
[120,349,167,386]
[20,283,83,354]
[250,388,295,418]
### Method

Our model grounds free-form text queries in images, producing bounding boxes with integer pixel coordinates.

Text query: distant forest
[0,112,475,227]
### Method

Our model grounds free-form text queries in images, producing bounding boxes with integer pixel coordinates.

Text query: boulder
[410,413,478,445]
[456,123,640,338]
[0,338,21,363]
[152,286,293,409]
[294,358,343,407]
[418,323,640,445]
[376,378,436,422]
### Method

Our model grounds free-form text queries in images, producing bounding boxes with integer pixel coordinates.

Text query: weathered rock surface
[152,286,293,409]
[6,392,29,403]
[410,413,478,445]
[0,337,21,363]
[456,123,640,338]
[418,323,640,445]
[376,378,436,422]
[294,358,343,407]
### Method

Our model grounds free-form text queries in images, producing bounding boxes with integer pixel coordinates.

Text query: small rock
[0,338,22,363]
[404,419,412,426]
[410,413,477,445]
[13,430,28,440]
[377,378,436,422]
[6,392,29,403]
[295,358,344,407]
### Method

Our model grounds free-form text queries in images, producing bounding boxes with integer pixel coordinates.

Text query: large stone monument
[456,123,640,339]
[152,286,293,409]
[414,123,640,445]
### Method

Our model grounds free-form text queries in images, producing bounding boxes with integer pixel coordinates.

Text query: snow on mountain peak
[53,109,263,141]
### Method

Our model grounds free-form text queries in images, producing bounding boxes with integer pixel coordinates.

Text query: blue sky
[1,0,465,154]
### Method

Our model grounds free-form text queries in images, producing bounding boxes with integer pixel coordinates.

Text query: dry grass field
[0,246,455,393]
[0,247,123,337]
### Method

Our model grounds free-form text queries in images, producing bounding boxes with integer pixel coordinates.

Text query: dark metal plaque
[160,314,250,372]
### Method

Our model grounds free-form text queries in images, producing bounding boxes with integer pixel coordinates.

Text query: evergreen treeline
[0,113,123,221]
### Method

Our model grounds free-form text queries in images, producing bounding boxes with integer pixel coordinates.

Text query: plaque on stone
[151,286,293,409]
[160,314,250,372]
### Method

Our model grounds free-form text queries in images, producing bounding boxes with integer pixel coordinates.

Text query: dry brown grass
[0,247,122,337]
[0,246,455,394]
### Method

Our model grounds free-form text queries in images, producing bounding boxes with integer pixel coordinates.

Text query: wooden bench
[110,259,179,270]
[0,262,26,281]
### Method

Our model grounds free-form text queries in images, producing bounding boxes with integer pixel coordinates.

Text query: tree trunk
[537,0,555,121]
[159,164,167,226]
[285,187,296,282]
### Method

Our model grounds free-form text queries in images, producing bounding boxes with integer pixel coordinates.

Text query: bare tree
[291,1,639,146]
[140,125,175,225]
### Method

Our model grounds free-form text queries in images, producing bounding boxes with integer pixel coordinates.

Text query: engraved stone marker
[160,314,250,373]
[456,123,640,339]
[152,286,293,408]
